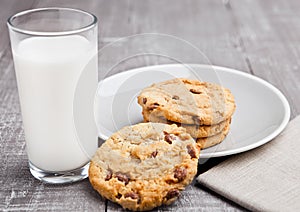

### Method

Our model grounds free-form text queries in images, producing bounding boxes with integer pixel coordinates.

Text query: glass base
[29,162,89,184]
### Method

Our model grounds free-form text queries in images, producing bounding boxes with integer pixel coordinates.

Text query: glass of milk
[7,8,98,183]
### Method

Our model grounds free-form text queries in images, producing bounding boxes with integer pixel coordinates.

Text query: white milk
[12,35,98,172]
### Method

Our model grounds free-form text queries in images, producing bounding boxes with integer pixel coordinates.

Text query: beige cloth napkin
[197,116,300,212]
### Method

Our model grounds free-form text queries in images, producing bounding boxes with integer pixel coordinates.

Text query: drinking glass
[7,8,98,183]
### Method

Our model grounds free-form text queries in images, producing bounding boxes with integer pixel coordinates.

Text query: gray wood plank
[0,0,36,59]
[229,0,300,118]
[124,0,249,70]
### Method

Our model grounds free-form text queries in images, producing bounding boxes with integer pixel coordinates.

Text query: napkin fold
[197,116,300,212]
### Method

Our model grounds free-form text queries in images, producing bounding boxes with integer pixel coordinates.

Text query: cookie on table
[196,123,230,149]
[89,123,200,211]
[142,109,231,138]
[137,78,236,125]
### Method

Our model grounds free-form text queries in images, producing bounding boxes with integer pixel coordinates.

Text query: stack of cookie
[137,78,236,149]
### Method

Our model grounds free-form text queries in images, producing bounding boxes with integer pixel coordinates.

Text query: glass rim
[7,7,97,36]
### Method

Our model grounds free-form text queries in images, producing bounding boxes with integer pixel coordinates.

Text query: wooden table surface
[1,0,299,211]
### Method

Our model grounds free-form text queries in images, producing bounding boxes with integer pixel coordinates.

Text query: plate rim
[97,64,291,158]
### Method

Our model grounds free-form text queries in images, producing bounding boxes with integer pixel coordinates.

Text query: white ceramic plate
[95,64,290,158]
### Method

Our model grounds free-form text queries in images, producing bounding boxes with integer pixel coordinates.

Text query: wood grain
[229,0,300,118]
[0,0,36,59]
[1,0,299,211]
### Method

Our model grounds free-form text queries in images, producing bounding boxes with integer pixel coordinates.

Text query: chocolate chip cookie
[137,78,236,125]
[89,123,200,211]
[142,108,231,138]
[196,123,230,149]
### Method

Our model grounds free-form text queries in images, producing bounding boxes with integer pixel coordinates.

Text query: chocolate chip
[165,179,173,184]
[151,150,158,158]
[174,167,187,182]
[166,189,180,200]
[166,119,174,125]
[124,192,139,200]
[105,170,112,181]
[172,95,179,100]
[116,193,122,199]
[190,88,202,94]
[165,134,173,144]
[115,172,130,185]
[142,97,147,104]
[148,103,159,110]
[163,131,177,144]
[187,145,197,159]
